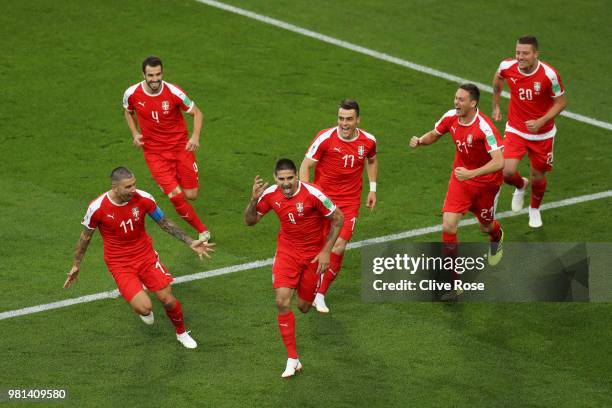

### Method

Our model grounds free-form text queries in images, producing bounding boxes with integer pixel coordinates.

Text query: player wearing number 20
[492,35,566,228]
[64,167,214,348]
[299,99,378,313]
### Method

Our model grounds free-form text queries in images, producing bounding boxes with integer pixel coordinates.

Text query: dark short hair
[110,167,135,184]
[517,35,539,51]
[274,159,296,174]
[459,83,480,105]
[142,55,163,73]
[339,99,360,117]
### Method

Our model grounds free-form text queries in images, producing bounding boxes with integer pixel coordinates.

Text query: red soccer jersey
[434,109,504,187]
[497,59,564,140]
[305,127,377,207]
[81,190,161,266]
[256,182,336,258]
[123,81,195,152]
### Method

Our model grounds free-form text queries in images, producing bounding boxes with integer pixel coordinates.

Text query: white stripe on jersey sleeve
[302,183,336,216]
[166,82,195,112]
[540,62,564,97]
[434,109,457,133]
[305,128,335,160]
[497,59,517,74]
[136,189,157,203]
[477,114,502,152]
[81,193,106,230]
[256,184,278,215]
[122,83,140,111]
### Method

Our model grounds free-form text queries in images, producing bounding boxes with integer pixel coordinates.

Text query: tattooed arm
[156,216,214,259]
[64,226,95,288]
[245,175,268,226]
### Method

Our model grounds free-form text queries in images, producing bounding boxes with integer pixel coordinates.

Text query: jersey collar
[140,80,165,97]
[458,109,479,127]
[106,192,130,206]
[518,60,541,77]
[335,127,361,142]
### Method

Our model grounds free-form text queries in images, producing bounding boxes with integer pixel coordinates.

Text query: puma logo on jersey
[138,101,146,107]
[451,126,456,133]
[106,214,115,219]
[274,201,281,207]
[510,78,518,84]
[333,147,342,152]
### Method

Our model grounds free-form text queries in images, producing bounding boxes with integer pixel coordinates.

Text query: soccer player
[492,35,567,227]
[245,159,344,378]
[123,55,211,241]
[410,84,505,271]
[299,99,378,313]
[64,167,214,349]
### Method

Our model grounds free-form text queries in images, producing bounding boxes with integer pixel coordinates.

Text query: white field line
[195,0,612,131]
[1,190,611,321]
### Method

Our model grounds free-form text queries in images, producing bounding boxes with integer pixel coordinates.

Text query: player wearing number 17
[299,99,378,313]
[492,35,567,228]
[410,84,505,266]
[64,167,214,348]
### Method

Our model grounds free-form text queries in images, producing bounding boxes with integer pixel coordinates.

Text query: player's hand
[492,105,502,121]
[186,136,200,151]
[525,119,543,133]
[311,250,331,274]
[190,240,215,260]
[63,265,80,289]
[252,175,269,200]
[133,133,144,148]
[409,136,420,148]
[366,191,377,210]
[454,167,473,181]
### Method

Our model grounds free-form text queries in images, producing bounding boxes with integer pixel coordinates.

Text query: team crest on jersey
[466,134,473,147]
[132,207,140,221]
[357,145,365,159]
[533,82,541,92]
[162,100,170,111]
[296,202,304,216]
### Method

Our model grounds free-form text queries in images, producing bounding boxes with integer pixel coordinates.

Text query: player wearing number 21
[299,99,378,314]
[492,35,566,228]
[64,167,214,349]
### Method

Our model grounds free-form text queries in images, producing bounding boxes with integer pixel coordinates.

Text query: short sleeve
[305,130,332,161]
[81,204,99,230]
[256,195,271,216]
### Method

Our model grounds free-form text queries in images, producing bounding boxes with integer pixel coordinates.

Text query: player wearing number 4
[492,35,567,227]
[245,159,344,378]
[410,84,505,267]
[123,56,211,242]
[299,99,378,313]
[64,167,214,348]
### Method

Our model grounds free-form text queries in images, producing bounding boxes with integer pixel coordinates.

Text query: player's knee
[134,304,152,316]
[442,222,458,235]
[503,168,516,180]
[275,296,291,313]
[297,303,311,314]
[184,190,198,200]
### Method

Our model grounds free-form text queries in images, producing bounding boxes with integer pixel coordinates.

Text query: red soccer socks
[530,177,547,209]
[277,311,297,359]
[165,299,186,334]
[169,192,207,234]
[318,252,344,295]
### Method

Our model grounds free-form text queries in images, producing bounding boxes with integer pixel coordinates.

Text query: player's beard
[147,80,162,92]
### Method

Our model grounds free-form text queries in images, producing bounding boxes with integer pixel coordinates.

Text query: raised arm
[409,130,443,148]
[245,175,268,226]
[186,104,204,151]
[64,227,95,288]
[299,157,317,182]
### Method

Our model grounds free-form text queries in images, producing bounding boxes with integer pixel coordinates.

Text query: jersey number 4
[151,111,160,123]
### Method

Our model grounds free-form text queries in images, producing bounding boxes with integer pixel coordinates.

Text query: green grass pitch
[1,0,611,406]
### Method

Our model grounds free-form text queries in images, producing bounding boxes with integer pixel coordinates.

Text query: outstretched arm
[245,175,268,226]
[64,227,95,288]
[311,208,344,274]
[299,157,317,182]
[409,130,442,148]
[157,216,214,259]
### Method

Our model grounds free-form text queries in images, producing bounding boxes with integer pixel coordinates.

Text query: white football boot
[528,207,543,228]
[511,177,530,212]
[139,311,154,325]
[176,331,198,349]
[281,358,303,378]
[312,293,330,314]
